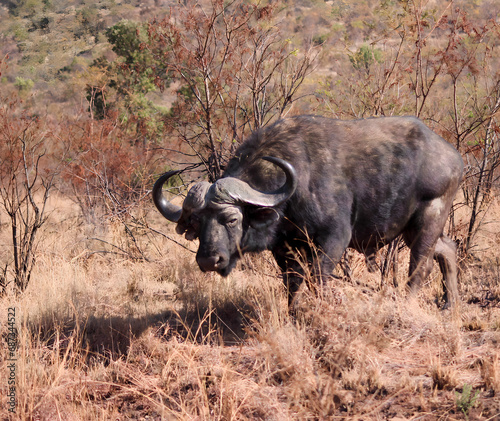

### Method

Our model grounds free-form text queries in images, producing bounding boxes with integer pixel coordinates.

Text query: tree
[86,20,168,144]
[146,0,317,181]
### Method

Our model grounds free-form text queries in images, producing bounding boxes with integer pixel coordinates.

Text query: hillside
[0,0,169,116]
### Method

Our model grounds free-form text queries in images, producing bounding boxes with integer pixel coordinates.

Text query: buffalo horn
[211,156,297,207]
[152,170,183,222]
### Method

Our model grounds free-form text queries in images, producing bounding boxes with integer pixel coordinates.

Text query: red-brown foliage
[62,117,157,221]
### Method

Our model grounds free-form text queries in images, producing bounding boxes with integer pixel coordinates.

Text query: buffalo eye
[225,218,238,227]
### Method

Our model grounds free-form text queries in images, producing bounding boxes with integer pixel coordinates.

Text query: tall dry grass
[1,194,499,420]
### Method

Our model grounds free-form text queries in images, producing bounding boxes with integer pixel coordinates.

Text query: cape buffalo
[153,116,464,307]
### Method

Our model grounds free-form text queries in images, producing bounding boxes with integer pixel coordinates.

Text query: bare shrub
[0,96,59,293]
[146,0,317,180]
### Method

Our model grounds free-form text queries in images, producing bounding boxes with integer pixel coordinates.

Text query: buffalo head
[153,157,297,276]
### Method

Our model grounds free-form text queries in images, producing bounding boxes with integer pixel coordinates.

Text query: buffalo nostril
[215,255,228,269]
[196,254,228,272]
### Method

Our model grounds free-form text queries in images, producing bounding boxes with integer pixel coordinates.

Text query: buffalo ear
[248,207,280,229]
[175,217,199,241]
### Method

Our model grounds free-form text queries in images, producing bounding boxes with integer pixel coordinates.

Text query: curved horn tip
[262,156,298,198]
[152,170,183,222]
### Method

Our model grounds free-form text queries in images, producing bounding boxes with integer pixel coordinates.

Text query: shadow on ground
[30,299,255,361]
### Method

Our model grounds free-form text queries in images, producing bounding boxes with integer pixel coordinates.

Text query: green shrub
[14,76,34,92]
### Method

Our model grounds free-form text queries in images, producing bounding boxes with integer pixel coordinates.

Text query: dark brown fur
[222,116,463,306]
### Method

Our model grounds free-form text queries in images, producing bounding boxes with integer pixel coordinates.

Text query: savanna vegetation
[1,0,499,419]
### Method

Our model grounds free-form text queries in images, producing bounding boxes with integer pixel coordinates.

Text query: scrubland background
[1,0,500,419]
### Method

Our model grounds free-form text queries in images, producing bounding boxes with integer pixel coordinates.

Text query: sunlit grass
[1,195,499,419]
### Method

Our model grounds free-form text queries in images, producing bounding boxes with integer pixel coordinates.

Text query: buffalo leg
[406,247,434,295]
[404,197,458,307]
[273,247,306,306]
[274,240,346,306]
[434,235,459,308]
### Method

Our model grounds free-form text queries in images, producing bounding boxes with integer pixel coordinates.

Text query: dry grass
[1,195,500,420]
